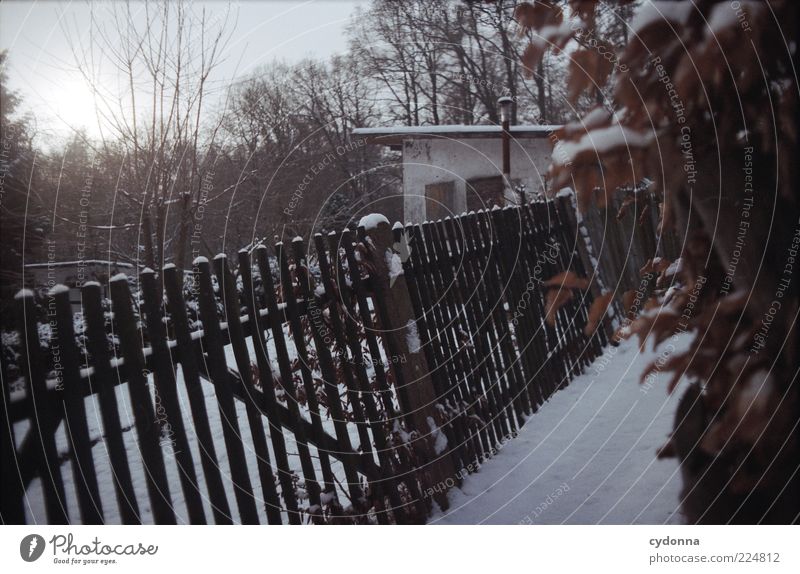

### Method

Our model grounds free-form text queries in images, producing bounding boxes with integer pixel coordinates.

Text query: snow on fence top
[14,288,34,299]
[47,284,71,296]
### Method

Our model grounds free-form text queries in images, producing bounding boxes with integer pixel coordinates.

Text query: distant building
[353,124,560,223]
[24,260,137,310]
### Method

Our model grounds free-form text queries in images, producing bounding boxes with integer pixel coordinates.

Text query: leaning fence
[2,195,637,525]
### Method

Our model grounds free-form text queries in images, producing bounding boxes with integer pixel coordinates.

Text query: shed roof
[352,124,561,147]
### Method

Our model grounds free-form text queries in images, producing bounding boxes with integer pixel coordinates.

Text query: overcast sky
[0,0,366,142]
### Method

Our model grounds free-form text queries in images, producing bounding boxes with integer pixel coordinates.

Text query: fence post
[363,218,457,511]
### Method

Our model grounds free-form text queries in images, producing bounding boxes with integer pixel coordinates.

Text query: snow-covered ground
[430,334,691,525]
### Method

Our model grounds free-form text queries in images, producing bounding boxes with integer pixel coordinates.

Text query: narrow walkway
[430,335,689,524]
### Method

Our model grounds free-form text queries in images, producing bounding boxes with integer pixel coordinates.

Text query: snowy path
[430,335,690,525]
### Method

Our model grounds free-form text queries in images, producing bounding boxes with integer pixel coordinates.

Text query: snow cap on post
[358,213,389,231]
[14,288,35,300]
[192,256,208,265]
[48,284,70,296]
[110,273,129,283]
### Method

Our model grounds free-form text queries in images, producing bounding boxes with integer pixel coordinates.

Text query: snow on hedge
[553,124,651,166]
[631,1,694,34]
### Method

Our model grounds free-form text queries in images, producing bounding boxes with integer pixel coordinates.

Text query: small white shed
[353,124,560,223]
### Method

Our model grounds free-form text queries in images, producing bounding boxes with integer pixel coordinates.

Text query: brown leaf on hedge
[584,291,614,336]
[543,270,590,290]
[622,289,637,317]
[567,49,614,103]
[656,439,676,459]
[633,346,690,395]
[629,308,681,350]
[643,295,661,312]
[640,257,669,276]
[521,41,546,78]
[638,202,651,227]
[515,1,562,31]
[616,195,634,221]
[569,0,596,22]
[657,200,673,234]
[545,288,573,326]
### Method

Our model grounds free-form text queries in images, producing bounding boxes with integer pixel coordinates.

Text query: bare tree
[65,0,237,270]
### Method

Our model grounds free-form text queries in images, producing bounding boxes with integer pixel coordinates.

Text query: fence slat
[325,231,402,524]
[393,224,470,475]
[194,258,260,524]
[341,228,430,521]
[108,275,175,525]
[441,215,526,431]
[213,255,283,525]
[339,230,398,420]
[275,241,338,504]
[16,289,69,524]
[140,269,206,524]
[82,282,140,524]
[431,219,512,440]
[254,245,323,520]
[312,234,373,461]
[423,220,497,450]
[237,250,301,524]
[408,223,483,465]
[0,343,25,523]
[489,207,546,413]
[53,288,104,524]
[291,238,364,509]
[162,264,232,525]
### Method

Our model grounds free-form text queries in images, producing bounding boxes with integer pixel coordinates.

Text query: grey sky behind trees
[0,0,364,142]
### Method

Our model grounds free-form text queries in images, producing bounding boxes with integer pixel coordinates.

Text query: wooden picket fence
[580,190,681,317]
[1,196,613,525]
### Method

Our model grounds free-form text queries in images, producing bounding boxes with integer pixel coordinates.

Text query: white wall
[402,136,554,223]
